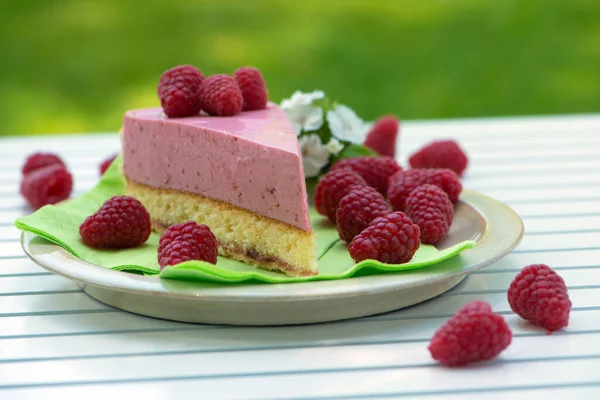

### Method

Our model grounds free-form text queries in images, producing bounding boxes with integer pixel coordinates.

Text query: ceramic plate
[21,189,523,326]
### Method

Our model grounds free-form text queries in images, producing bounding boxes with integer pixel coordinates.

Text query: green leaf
[312,96,334,112]
[332,143,378,163]
[14,156,475,285]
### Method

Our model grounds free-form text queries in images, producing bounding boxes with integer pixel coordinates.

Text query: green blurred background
[1,0,599,136]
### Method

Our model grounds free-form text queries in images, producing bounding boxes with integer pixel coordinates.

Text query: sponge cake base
[124,177,318,277]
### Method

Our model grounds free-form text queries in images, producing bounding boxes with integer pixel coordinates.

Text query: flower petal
[302,107,324,132]
[299,134,330,178]
[326,105,367,145]
[281,90,326,110]
[324,138,344,156]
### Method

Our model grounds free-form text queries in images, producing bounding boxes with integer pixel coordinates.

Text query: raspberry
[330,156,401,195]
[363,115,400,158]
[314,169,367,223]
[158,221,218,268]
[79,196,151,249]
[456,300,493,315]
[507,264,572,331]
[336,185,391,244]
[20,164,73,209]
[405,184,454,245]
[428,301,512,366]
[387,168,462,211]
[21,153,66,176]
[233,66,268,111]
[157,64,205,118]
[198,74,243,116]
[409,139,468,176]
[348,211,420,264]
[99,153,118,176]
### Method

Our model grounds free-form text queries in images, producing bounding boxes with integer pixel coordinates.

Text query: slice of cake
[121,102,318,276]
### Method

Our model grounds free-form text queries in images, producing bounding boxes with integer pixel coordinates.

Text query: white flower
[281,90,325,109]
[287,106,324,136]
[280,90,326,135]
[298,134,331,178]
[326,104,367,145]
[324,137,343,156]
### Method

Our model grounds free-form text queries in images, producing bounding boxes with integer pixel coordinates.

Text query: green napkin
[14,156,475,284]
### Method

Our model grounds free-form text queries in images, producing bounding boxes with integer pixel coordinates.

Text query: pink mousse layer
[121,102,311,232]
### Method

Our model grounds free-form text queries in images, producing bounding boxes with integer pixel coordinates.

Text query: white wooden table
[1,115,600,399]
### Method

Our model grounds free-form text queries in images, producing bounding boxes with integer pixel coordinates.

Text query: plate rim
[20,189,524,302]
